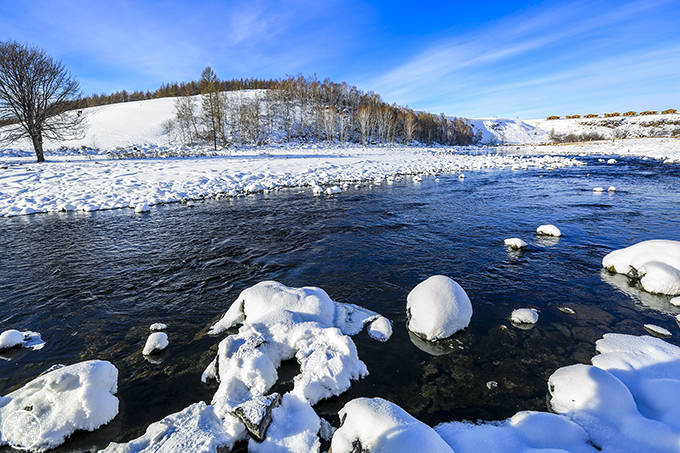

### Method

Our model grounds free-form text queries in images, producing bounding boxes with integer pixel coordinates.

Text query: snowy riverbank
[0,146,581,217]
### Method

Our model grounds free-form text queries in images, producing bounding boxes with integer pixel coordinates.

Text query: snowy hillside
[527,114,680,140]
[467,118,549,144]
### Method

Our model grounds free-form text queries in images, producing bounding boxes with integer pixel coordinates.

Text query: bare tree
[0,41,83,162]
[174,91,200,144]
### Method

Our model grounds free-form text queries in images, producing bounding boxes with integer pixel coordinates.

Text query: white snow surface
[406,275,473,341]
[0,360,118,452]
[644,324,672,337]
[510,308,539,324]
[331,397,454,453]
[142,332,168,355]
[536,224,561,237]
[602,240,680,295]
[503,238,527,249]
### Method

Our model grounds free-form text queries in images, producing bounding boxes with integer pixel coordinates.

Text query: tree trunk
[31,133,45,163]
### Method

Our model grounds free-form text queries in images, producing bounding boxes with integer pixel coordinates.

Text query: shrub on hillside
[584,114,599,118]
[623,111,636,116]
[566,115,580,119]
[550,131,606,143]
[604,112,621,118]
[662,109,677,114]
[546,115,560,120]
[640,110,658,115]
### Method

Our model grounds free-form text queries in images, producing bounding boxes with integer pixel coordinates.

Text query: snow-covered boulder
[325,185,341,195]
[134,203,150,213]
[0,360,118,452]
[644,324,672,337]
[536,224,561,237]
[330,397,453,453]
[602,240,680,295]
[232,393,281,442]
[671,296,680,307]
[407,276,472,341]
[593,187,605,193]
[504,238,527,249]
[608,186,616,192]
[367,316,393,342]
[548,334,680,452]
[0,329,24,350]
[248,394,320,452]
[510,308,539,324]
[149,323,167,331]
[142,332,168,355]
[101,402,245,453]
[435,411,596,453]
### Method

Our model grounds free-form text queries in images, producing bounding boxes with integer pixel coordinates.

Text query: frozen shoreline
[0,146,582,218]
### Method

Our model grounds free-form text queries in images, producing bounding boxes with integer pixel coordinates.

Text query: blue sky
[1,0,678,118]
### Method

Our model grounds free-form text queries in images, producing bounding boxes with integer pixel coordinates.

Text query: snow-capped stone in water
[186,200,195,207]
[536,224,561,237]
[325,185,341,195]
[367,315,393,342]
[101,402,245,453]
[671,296,680,307]
[142,332,168,355]
[559,306,576,315]
[0,360,118,452]
[593,187,605,193]
[644,323,672,337]
[607,158,617,164]
[407,275,473,341]
[21,331,46,350]
[608,186,616,192]
[602,240,680,295]
[0,329,24,350]
[331,397,454,453]
[458,173,465,180]
[232,393,281,442]
[149,322,167,331]
[510,308,539,324]
[134,202,150,213]
[504,238,527,249]
[548,333,680,453]
[311,184,323,195]
[486,380,498,390]
[248,394,321,452]
[412,175,422,183]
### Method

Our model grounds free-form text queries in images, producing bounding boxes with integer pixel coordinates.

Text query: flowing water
[1,155,680,451]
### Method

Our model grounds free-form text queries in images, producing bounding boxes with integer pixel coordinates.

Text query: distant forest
[71,70,480,147]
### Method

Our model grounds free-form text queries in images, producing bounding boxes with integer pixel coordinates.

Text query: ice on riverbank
[603,240,680,295]
[407,275,473,341]
[0,360,118,451]
[0,147,583,218]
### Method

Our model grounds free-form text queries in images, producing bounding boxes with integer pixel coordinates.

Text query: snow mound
[510,308,539,324]
[548,333,680,452]
[435,411,596,453]
[503,238,527,249]
[134,203,150,213]
[406,275,473,341]
[142,332,168,355]
[593,187,605,193]
[671,296,680,307]
[331,397,453,453]
[536,224,561,237]
[102,402,245,453]
[644,324,672,337]
[367,316,393,342]
[603,240,680,295]
[150,323,167,331]
[0,330,24,350]
[0,360,118,451]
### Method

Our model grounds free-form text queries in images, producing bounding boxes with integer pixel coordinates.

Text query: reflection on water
[1,156,680,451]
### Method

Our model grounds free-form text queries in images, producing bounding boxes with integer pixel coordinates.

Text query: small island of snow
[536,224,561,237]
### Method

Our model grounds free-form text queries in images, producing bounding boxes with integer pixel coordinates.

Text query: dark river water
[2,155,680,452]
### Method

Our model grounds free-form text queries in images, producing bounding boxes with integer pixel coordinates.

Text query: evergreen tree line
[163,67,479,148]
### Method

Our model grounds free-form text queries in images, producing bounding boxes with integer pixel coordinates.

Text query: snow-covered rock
[101,402,245,453]
[644,324,672,337]
[436,411,596,453]
[367,316,393,342]
[608,186,616,192]
[331,397,453,453]
[593,187,605,193]
[0,360,118,451]
[510,308,539,324]
[536,224,561,237]
[232,393,281,442]
[504,238,527,249]
[0,330,24,350]
[406,275,472,341]
[603,240,680,295]
[142,332,168,355]
[671,296,680,307]
[149,323,167,331]
[548,334,680,452]
[607,158,617,164]
[325,185,341,195]
[248,394,320,453]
